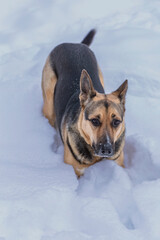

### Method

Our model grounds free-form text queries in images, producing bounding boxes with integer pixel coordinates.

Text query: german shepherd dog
[42,29,128,177]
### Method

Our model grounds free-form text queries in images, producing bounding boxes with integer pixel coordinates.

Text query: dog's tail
[81,29,96,46]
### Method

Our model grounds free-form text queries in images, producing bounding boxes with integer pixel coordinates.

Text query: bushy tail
[81,29,96,46]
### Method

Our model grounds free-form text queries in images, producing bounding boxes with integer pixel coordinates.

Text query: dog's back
[49,34,104,130]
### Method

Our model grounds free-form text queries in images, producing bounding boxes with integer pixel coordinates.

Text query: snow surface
[0,0,160,239]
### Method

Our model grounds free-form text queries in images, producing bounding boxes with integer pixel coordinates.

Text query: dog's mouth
[93,152,114,158]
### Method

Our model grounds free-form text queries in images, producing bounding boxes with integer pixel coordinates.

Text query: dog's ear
[79,69,96,106]
[112,80,128,106]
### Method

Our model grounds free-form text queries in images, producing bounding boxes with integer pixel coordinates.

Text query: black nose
[99,143,113,156]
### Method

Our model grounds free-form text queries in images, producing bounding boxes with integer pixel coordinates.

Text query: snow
[0,0,160,239]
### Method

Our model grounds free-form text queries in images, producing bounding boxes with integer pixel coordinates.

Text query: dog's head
[79,69,128,159]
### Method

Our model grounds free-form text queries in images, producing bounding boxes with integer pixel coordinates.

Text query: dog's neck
[67,126,95,165]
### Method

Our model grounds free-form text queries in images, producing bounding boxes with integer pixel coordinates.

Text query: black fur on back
[49,30,103,134]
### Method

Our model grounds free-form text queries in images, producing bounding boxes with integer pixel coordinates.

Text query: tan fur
[98,66,104,88]
[41,56,57,127]
[115,151,124,167]
[77,109,92,146]
[64,143,87,177]
[91,92,106,102]
[107,93,121,104]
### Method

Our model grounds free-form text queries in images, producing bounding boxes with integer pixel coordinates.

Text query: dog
[41,29,128,177]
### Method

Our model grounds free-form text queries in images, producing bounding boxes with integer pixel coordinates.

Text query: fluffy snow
[0,0,160,239]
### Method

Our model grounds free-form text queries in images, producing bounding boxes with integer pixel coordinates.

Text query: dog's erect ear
[112,80,128,106]
[79,69,96,106]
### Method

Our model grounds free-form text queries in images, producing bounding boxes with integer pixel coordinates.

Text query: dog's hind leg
[41,56,57,127]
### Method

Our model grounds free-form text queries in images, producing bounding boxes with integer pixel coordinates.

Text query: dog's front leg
[115,151,125,168]
[64,143,87,177]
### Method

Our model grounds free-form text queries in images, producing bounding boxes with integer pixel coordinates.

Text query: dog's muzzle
[92,142,114,158]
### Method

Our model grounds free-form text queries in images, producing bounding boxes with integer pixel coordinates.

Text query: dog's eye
[112,119,121,128]
[91,118,101,127]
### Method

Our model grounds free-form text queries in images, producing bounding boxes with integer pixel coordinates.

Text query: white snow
[0,0,160,239]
